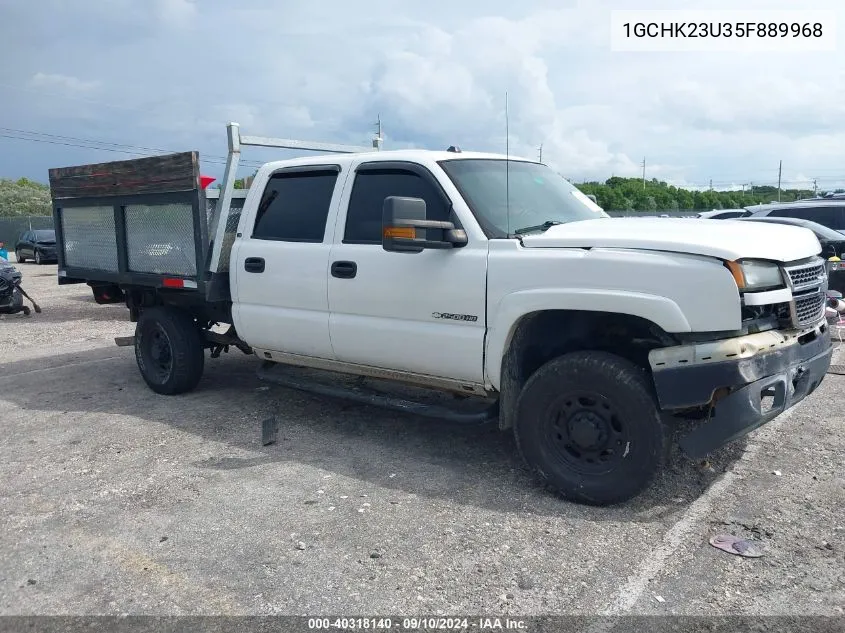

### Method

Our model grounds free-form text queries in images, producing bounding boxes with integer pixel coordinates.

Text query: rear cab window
[252,167,341,243]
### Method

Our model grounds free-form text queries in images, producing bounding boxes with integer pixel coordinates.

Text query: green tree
[0,178,52,217]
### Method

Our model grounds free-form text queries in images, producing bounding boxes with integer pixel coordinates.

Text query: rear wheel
[16,251,25,263]
[513,351,668,506]
[134,306,205,395]
[34,250,42,265]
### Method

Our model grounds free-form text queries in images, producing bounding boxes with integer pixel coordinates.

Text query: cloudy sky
[1,0,843,191]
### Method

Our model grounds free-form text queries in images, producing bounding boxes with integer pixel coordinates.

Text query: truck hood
[519,217,822,262]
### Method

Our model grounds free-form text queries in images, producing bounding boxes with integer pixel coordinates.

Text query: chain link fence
[0,216,55,246]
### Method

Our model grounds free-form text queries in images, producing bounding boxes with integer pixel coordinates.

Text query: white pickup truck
[48,123,833,505]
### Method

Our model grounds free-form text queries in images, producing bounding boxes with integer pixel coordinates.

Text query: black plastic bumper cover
[652,327,833,458]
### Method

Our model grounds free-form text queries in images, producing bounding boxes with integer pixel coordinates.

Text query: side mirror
[382,196,467,253]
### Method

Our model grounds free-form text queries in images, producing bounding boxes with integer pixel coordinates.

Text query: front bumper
[649,321,832,458]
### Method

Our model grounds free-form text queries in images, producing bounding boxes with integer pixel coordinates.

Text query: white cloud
[29,72,100,93]
[3,0,845,189]
[152,0,197,26]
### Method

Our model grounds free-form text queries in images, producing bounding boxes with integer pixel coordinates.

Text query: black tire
[16,251,25,263]
[34,250,42,265]
[513,351,668,506]
[134,306,205,395]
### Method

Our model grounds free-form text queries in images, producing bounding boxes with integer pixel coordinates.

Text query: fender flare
[484,288,692,390]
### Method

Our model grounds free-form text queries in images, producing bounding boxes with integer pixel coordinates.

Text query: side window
[252,170,339,242]
[344,169,450,244]
[769,206,845,230]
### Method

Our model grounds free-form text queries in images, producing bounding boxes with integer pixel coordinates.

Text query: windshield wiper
[514,220,563,235]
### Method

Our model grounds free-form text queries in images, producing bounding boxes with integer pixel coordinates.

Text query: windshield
[33,230,55,242]
[438,159,608,237]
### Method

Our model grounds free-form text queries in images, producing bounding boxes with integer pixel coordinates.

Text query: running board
[256,361,499,426]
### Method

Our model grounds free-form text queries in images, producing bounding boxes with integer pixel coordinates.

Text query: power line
[0,127,266,168]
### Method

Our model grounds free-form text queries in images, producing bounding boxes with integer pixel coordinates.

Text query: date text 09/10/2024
[307,617,528,630]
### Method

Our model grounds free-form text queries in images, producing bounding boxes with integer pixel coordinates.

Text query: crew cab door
[327,161,488,384]
[230,164,346,359]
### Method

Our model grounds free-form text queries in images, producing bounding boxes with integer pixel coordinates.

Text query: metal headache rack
[204,122,383,301]
[48,121,384,305]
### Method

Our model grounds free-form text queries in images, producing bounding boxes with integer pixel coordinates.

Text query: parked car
[15,229,57,264]
[737,215,845,293]
[745,199,845,235]
[694,209,753,219]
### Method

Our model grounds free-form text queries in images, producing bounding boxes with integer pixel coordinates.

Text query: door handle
[331,260,357,279]
[244,257,265,273]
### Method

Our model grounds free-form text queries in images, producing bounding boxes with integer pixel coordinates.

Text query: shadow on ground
[0,345,746,523]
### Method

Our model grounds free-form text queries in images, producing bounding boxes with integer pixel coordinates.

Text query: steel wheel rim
[145,325,173,383]
[542,390,631,475]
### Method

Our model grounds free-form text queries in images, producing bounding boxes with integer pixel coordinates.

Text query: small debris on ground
[261,417,279,446]
[773,470,783,476]
[295,541,306,550]
[709,534,764,558]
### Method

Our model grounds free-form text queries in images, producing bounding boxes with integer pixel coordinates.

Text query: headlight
[725,259,784,291]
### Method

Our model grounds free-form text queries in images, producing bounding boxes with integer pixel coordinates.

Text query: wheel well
[497,310,678,430]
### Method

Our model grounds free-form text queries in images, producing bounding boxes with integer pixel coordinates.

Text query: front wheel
[513,351,668,506]
[34,250,42,265]
[16,251,25,263]
[134,307,205,395]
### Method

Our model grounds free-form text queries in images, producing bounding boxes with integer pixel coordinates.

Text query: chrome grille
[793,292,825,326]
[787,263,826,290]
[781,258,827,328]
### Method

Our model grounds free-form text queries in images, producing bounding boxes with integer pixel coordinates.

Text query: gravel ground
[1,258,843,620]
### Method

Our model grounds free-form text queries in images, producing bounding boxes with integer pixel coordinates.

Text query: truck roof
[257,148,537,172]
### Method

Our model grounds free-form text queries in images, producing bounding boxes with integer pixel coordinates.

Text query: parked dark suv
[15,229,58,264]
[745,196,845,234]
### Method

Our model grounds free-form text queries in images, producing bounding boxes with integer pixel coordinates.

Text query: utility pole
[813,178,818,195]
[538,143,543,163]
[373,114,383,149]
[642,158,646,189]
[777,160,782,202]
[709,179,713,191]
